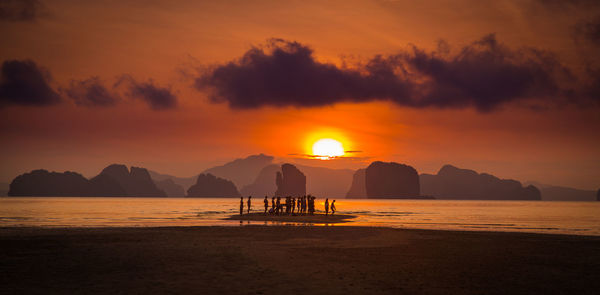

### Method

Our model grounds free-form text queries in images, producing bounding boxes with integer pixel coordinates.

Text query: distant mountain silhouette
[9,169,93,196]
[187,173,241,198]
[0,182,9,196]
[295,164,354,197]
[88,173,126,196]
[155,178,185,197]
[275,164,306,197]
[365,161,421,198]
[524,181,596,201]
[98,164,166,197]
[203,154,274,190]
[148,170,197,192]
[421,165,540,200]
[8,164,166,197]
[346,169,366,198]
[199,154,353,197]
[240,164,280,197]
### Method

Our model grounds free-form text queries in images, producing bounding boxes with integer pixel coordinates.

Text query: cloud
[401,34,570,111]
[63,77,119,107]
[0,59,61,107]
[0,0,42,22]
[196,36,577,112]
[573,17,600,46]
[118,76,177,110]
[195,38,412,109]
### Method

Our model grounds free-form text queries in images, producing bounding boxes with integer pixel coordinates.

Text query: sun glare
[312,138,345,159]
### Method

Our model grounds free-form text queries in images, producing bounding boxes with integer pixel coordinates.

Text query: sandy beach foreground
[1,226,599,294]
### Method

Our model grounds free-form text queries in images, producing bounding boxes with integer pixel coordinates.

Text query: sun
[312,138,345,159]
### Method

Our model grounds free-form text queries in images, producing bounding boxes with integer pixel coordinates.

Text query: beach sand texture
[1,226,599,294]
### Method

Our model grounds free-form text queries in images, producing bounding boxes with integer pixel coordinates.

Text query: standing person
[276,197,281,215]
[263,196,269,215]
[271,197,275,214]
[331,200,336,215]
[291,197,296,215]
[247,196,252,214]
[301,196,306,215]
[239,196,244,215]
[325,198,329,216]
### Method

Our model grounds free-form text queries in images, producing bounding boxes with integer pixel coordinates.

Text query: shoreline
[1,222,600,238]
[1,224,599,239]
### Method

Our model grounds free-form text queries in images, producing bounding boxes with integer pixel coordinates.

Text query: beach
[1,226,599,294]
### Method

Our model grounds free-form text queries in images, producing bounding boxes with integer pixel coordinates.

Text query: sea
[1,197,599,236]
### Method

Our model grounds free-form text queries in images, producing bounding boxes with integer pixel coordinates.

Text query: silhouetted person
[264,196,269,215]
[271,197,275,214]
[331,200,336,215]
[325,198,329,216]
[247,196,252,214]
[240,197,244,215]
[291,197,296,215]
[302,195,307,215]
[276,197,281,215]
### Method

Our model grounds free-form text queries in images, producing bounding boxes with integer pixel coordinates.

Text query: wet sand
[1,226,599,294]
[226,212,357,223]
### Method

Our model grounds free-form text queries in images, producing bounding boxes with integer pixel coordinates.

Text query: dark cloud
[401,34,570,111]
[196,36,576,112]
[196,38,412,109]
[0,0,42,22]
[118,76,177,110]
[63,77,119,107]
[0,59,61,107]
[573,17,600,46]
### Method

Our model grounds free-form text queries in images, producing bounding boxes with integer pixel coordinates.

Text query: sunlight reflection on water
[1,197,599,236]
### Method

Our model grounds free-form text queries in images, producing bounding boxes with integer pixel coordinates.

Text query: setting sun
[312,138,345,159]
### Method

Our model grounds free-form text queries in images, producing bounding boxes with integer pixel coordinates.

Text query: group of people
[239,195,336,216]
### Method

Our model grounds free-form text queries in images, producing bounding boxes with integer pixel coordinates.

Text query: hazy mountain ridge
[202,154,274,190]
[155,178,185,197]
[420,165,540,200]
[0,182,10,196]
[148,170,196,192]
[5,156,597,200]
[524,181,597,201]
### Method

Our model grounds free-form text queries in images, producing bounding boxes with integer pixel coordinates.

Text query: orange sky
[1,0,599,189]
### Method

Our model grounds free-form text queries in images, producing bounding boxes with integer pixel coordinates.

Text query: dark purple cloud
[0,0,42,22]
[196,36,577,112]
[118,76,177,110]
[0,59,61,107]
[401,35,570,111]
[196,38,412,109]
[63,77,119,107]
[573,17,600,46]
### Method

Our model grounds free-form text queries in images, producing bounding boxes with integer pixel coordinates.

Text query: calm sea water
[1,197,599,236]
